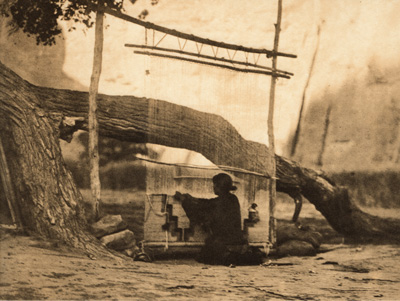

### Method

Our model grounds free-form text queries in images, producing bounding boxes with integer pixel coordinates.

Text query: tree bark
[0,135,22,227]
[1,61,399,242]
[0,62,115,258]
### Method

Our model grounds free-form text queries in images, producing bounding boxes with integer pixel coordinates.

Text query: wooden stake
[268,0,283,246]
[88,0,104,220]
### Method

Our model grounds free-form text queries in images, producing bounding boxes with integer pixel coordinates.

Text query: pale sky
[2,0,400,157]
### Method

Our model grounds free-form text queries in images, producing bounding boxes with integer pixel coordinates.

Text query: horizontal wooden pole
[134,51,291,79]
[101,6,297,58]
[144,242,204,247]
[134,155,271,178]
[144,241,273,248]
[126,44,294,76]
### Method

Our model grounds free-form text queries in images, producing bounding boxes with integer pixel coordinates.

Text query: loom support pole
[88,0,104,221]
[268,0,283,247]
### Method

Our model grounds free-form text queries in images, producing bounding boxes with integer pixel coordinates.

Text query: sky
[1,0,399,159]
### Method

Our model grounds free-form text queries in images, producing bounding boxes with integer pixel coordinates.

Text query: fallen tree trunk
[1,61,399,241]
[275,157,400,240]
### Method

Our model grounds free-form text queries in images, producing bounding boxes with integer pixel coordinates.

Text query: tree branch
[1,61,399,241]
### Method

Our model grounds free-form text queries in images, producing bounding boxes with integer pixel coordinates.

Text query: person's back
[208,192,243,245]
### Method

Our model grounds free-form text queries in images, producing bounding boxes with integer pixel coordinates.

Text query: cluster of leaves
[1,0,161,45]
[138,9,148,20]
[137,0,159,20]
[3,0,123,45]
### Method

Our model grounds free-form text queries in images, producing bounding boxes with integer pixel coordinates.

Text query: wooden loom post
[268,0,283,246]
[88,0,104,221]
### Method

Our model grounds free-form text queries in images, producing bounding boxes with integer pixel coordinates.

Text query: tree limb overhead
[1,61,399,241]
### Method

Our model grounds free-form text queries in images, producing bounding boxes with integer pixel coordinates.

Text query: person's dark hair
[212,173,237,192]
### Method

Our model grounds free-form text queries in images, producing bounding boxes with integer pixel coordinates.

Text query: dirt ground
[1,200,400,300]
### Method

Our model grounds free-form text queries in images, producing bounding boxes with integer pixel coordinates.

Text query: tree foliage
[2,0,123,45]
[1,0,160,45]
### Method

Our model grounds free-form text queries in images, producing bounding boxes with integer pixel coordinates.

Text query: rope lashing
[177,38,188,51]
[155,33,168,47]
[232,50,237,60]
[211,46,219,58]
[226,49,234,66]
[226,49,238,65]
[195,42,204,55]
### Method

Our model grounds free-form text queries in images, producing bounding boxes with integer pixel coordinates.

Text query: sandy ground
[2,197,400,300]
[1,230,400,300]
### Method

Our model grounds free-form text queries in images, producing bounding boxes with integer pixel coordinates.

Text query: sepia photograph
[1,0,399,299]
